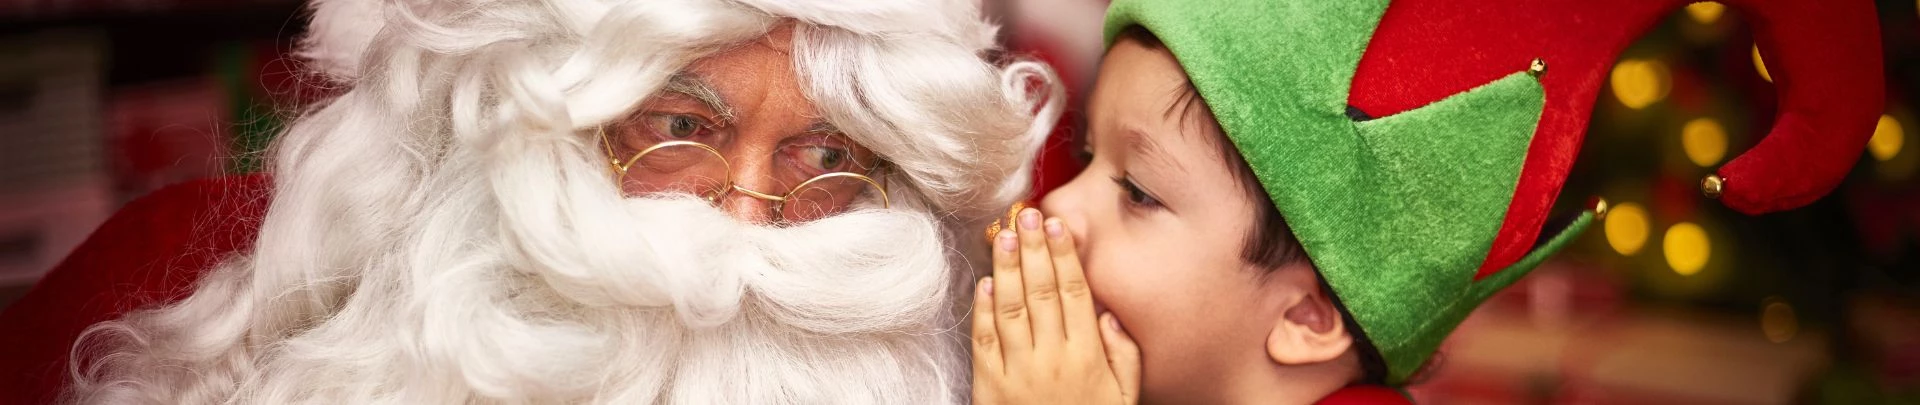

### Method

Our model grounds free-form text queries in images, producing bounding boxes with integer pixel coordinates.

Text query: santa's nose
[719,186,778,224]
[718,158,780,224]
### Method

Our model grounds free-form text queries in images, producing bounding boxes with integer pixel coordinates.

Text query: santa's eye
[644,113,711,140]
[797,146,851,173]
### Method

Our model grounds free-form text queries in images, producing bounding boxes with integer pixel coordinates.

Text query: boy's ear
[1266,276,1353,365]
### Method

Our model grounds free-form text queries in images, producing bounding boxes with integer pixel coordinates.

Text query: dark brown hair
[1114,26,1390,386]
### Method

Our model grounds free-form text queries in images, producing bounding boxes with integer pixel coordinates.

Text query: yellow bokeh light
[1605,202,1649,256]
[1685,2,1725,24]
[1682,118,1728,167]
[1761,297,1798,343]
[1752,45,1772,83]
[1870,114,1905,162]
[1664,222,1711,276]
[1610,59,1671,109]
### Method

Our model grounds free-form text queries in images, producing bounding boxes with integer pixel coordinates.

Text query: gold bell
[1589,196,1610,221]
[985,202,1028,243]
[1701,174,1725,199]
[1528,58,1548,77]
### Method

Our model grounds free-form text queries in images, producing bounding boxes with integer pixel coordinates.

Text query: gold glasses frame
[598,127,891,220]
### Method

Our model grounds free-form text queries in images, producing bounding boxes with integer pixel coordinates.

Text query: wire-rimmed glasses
[599,125,889,223]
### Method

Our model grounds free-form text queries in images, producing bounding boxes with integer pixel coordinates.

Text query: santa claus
[22,0,1059,402]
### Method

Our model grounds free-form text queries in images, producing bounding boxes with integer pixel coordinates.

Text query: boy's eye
[1112,175,1162,208]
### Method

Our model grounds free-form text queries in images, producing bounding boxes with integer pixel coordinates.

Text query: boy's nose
[1038,185,1088,248]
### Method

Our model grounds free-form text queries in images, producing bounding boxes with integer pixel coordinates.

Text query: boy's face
[1039,37,1307,401]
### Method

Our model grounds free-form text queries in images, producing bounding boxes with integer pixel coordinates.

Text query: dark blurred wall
[0,0,304,306]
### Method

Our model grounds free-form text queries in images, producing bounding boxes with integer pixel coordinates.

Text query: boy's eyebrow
[662,73,737,124]
[1126,127,1189,176]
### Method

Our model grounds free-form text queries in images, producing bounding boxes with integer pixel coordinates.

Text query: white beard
[73,194,968,404]
[510,196,969,404]
[70,0,1054,400]
[338,195,966,403]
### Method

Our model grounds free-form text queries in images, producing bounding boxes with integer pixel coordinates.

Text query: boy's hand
[972,208,1141,405]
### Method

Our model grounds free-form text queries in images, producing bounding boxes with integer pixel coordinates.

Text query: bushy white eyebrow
[663,73,737,124]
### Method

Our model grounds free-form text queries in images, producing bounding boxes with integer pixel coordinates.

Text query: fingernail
[1045,218,1063,238]
[982,277,994,296]
[1105,313,1123,332]
[997,231,1018,252]
[1019,208,1040,231]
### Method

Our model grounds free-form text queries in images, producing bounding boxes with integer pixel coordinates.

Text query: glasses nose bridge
[715,145,793,204]
[726,183,788,206]
[711,144,818,225]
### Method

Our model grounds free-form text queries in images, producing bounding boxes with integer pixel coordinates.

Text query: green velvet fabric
[1104,0,1575,384]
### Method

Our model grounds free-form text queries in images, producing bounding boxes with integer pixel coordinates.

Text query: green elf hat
[1104,0,1884,384]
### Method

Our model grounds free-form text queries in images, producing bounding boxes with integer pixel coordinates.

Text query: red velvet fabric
[1713,0,1884,214]
[1351,0,1884,278]
[0,175,271,404]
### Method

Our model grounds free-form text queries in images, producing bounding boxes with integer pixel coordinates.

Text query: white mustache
[507,194,957,335]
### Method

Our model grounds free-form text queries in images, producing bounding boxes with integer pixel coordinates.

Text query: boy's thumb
[1100,313,1142,404]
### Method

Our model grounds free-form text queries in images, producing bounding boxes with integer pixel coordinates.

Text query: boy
[973,0,1882,403]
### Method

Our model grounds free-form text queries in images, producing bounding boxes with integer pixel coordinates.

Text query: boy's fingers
[990,229,1033,360]
[1100,313,1143,405]
[1045,217,1100,345]
[970,277,1003,377]
[1015,209,1065,348]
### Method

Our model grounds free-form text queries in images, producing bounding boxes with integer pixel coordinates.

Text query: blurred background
[1,0,311,304]
[0,0,1914,403]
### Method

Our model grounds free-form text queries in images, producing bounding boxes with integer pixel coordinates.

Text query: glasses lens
[621,142,729,200]
[781,174,879,222]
